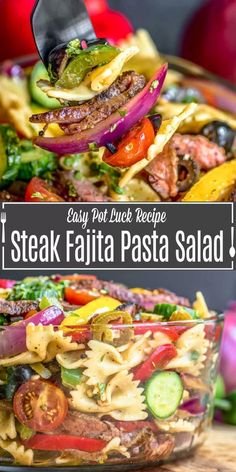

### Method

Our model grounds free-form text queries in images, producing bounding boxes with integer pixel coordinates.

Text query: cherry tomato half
[13,380,68,432]
[103,118,155,168]
[64,287,101,306]
[25,177,64,202]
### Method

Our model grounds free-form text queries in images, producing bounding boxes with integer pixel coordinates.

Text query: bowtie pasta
[0,277,223,467]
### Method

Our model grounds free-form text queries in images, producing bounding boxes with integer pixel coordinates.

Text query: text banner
[0,203,235,270]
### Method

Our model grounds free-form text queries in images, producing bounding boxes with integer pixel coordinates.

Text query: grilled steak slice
[146,133,226,199]
[0,299,39,316]
[54,411,119,441]
[172,133,226,170]
[30,71,146,128]
[57,171,110,202]
[71,278,189,309]
[60,72,146,134]
[146,141,178,199]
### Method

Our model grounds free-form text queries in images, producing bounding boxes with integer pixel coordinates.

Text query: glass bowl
[0,315,224,470]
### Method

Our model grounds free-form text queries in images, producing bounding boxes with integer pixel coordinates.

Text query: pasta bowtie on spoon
[31,0,96,68]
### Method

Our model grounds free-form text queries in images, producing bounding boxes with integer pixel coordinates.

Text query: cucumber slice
[154,303,199,320]
[30,62,60,109]
[154,303,177,319]
[146,371,183,419]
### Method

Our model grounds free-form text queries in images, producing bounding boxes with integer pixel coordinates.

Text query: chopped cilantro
[67,182,78,198]
[98,383,106,397]
[190,351,200,361]
[60,154,82,171]
[111,183,125,195]
[89,142,99,152]
[118,110,127,117]
[74,171,82,180]
[66,39,81,57]
[150,80,159,93]
[9,277,68,301]
[31,192,46,200]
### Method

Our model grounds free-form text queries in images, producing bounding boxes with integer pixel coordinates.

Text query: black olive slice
[177,155,200,192]
[201,120,235,153]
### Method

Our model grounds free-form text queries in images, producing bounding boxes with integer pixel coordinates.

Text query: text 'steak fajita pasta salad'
[0,30,236,202]
[0,275,223,467]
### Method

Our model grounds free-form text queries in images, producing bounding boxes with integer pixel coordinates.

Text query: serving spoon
[31,0,96,67]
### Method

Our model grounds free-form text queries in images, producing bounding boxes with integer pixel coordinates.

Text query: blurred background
[0,0,236,83]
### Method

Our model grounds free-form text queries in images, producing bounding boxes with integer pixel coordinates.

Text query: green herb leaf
[66,39,81,57]
[98,383,106,397]
[89,142,99,152]
[118,110,127,117]
[150,80,159,93]
[31,192,46,200]
[67,182,78,198]
[9,277,68,302]
[111,183,124,195]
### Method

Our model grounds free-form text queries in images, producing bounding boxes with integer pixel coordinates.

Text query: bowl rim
[61,313,224,329]
[0,314,224,332]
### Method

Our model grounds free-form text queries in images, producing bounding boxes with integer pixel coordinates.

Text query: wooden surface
[136,426,236,472]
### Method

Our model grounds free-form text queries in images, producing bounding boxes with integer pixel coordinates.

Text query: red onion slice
[0,306,64,359]
[180,397,206,415]
[34,64,168,155]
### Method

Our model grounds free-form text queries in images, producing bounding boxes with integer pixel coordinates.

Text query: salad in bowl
[0,30,236,203]
[0,275,223,467]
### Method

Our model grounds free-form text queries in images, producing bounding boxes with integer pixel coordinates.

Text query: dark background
[109,0,205,55]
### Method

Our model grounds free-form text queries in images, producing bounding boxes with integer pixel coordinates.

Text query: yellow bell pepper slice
[61,296,121,327]
[182,160,236,201]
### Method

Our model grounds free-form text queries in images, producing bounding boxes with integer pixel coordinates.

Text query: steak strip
[30,71,146,126]
[0,299,39,316]
[71,278,189,309]
[57,171,110,202]
[146,133,227,199]
[60,72,146,134]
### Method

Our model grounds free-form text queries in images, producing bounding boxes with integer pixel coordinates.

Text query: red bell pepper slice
[133,344,177,382]
[66,327,92,343]
[134,322,183,341]
[24,435,107,452]
[0,279,16,289]
[64,287,100,306]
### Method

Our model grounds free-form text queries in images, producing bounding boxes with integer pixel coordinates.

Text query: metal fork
[31,0,96,67]
[0,212,6,244]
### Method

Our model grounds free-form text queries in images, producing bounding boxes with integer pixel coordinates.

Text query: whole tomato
[182,0,236,84]
[0,0,36,60]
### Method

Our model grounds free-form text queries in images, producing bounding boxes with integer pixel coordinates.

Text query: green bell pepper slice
[61,366,83,387]
[56,44,120,89]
